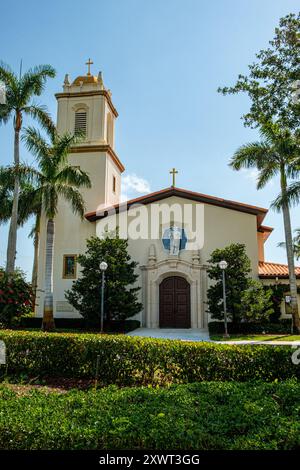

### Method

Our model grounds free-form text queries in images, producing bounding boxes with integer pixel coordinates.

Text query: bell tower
[55,60,125,210]
[36,62,125,318]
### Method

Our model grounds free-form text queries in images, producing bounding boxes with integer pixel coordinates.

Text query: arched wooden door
[159,276,191,328]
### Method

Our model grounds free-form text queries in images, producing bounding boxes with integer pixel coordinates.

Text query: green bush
[65,235,142,325]
[17,317,140,332]
[0,330,299,384]
[0,269,34,327]
[207,244,273,324]
[0,381,299,449]
[208,320,293,335]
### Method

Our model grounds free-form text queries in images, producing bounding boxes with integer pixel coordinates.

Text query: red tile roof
[85,186,268,226]
[259,261,300,278]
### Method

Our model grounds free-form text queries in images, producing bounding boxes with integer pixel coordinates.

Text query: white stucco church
[36,64,300,329]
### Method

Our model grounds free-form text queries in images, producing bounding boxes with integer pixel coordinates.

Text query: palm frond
[22,126,50,159]
[0,62,18,92]
[230,141,274,171]
[0,104,13,125]
[271,181,300,211]
[23,105,55,137]
[277,241,286,248]
[0,164,40,193]
[56,165,91,189]
[18,186,42,225]
[20,65,56,99]
[56,184,86,218]
[0,165,15,189]
[286,158,300,179]
[256,163,278,189]
[0,185,12,224]
[52,132,83,160]
[42,184,58,219]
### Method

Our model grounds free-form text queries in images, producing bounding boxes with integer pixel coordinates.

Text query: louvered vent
[74,111,87,136]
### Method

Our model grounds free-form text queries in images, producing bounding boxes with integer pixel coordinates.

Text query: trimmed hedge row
[208,320,293,335]
[17,317,140,332]
[0,330,299,384]
[0,381,300,449]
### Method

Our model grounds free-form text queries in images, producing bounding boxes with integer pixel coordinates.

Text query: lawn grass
[210,334,300,342]
[0,380,299,450]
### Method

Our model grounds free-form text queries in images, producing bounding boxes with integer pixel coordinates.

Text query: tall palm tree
[23,127,91,331]
[230,122,300,333]
[17,183,42,305]
[0,62,56,274]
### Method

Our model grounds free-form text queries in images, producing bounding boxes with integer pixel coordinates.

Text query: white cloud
[121,173,151,202]
[241,168,259,183]
[240,168,274,187]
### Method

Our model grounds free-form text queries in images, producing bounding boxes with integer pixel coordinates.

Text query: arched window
[74,109,87,136]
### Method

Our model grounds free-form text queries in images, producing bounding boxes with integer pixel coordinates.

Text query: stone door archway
[159,276,191,328]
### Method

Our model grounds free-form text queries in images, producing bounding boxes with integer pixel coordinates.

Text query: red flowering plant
[0,268,34,327]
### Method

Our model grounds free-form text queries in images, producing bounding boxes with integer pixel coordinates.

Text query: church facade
[35,65,300,329]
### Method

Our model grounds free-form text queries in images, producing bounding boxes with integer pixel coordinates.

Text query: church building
[36,64,300,329]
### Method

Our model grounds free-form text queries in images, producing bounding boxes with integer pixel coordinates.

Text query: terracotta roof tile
[259,261,300,278]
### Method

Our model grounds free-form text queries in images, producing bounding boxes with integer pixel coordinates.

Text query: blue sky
[0,0,299,278]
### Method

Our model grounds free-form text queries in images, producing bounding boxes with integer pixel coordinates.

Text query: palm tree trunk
[280,167,300,333]
[31,213,40,309]
[42,218,55,331]
[6,126,20,274]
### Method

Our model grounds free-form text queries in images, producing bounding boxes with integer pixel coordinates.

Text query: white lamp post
[219,260,229,338]
[100,261,108,333]
[285,295,293,334]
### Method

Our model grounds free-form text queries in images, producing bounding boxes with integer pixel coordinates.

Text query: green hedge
[17,317,140,332]
[0,330,299,384]
[0,381,299,449]
[208,320,293,335]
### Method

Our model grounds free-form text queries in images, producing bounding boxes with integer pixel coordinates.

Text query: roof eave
[85,186,268,223]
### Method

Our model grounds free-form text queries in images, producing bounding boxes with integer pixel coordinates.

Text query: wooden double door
[159,276,191,328]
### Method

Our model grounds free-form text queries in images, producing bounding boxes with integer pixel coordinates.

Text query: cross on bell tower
[85,58,93,76]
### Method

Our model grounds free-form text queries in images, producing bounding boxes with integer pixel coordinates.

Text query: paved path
[127,328,210,342]
[127,328,300,345]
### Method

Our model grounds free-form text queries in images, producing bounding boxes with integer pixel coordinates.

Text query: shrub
[207,244,274,324]
[263,283,300,323]
[66,235,142,325]
[0,269,34,327]
[208,320,293,335]
[0,330,299,385]
[0,381,299,449]
[17,317,140,332]
[240,280,274,322]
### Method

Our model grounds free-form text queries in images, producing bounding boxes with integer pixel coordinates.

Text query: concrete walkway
[127,328,210,342]
[127,328,300,345]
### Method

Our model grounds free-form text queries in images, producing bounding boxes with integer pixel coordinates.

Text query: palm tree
[23,127,91,331]
[0,62,56,274]
[230,122,300,333]
[0,165,41,304]
[17,184,42,305]
[278,228,300,260]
